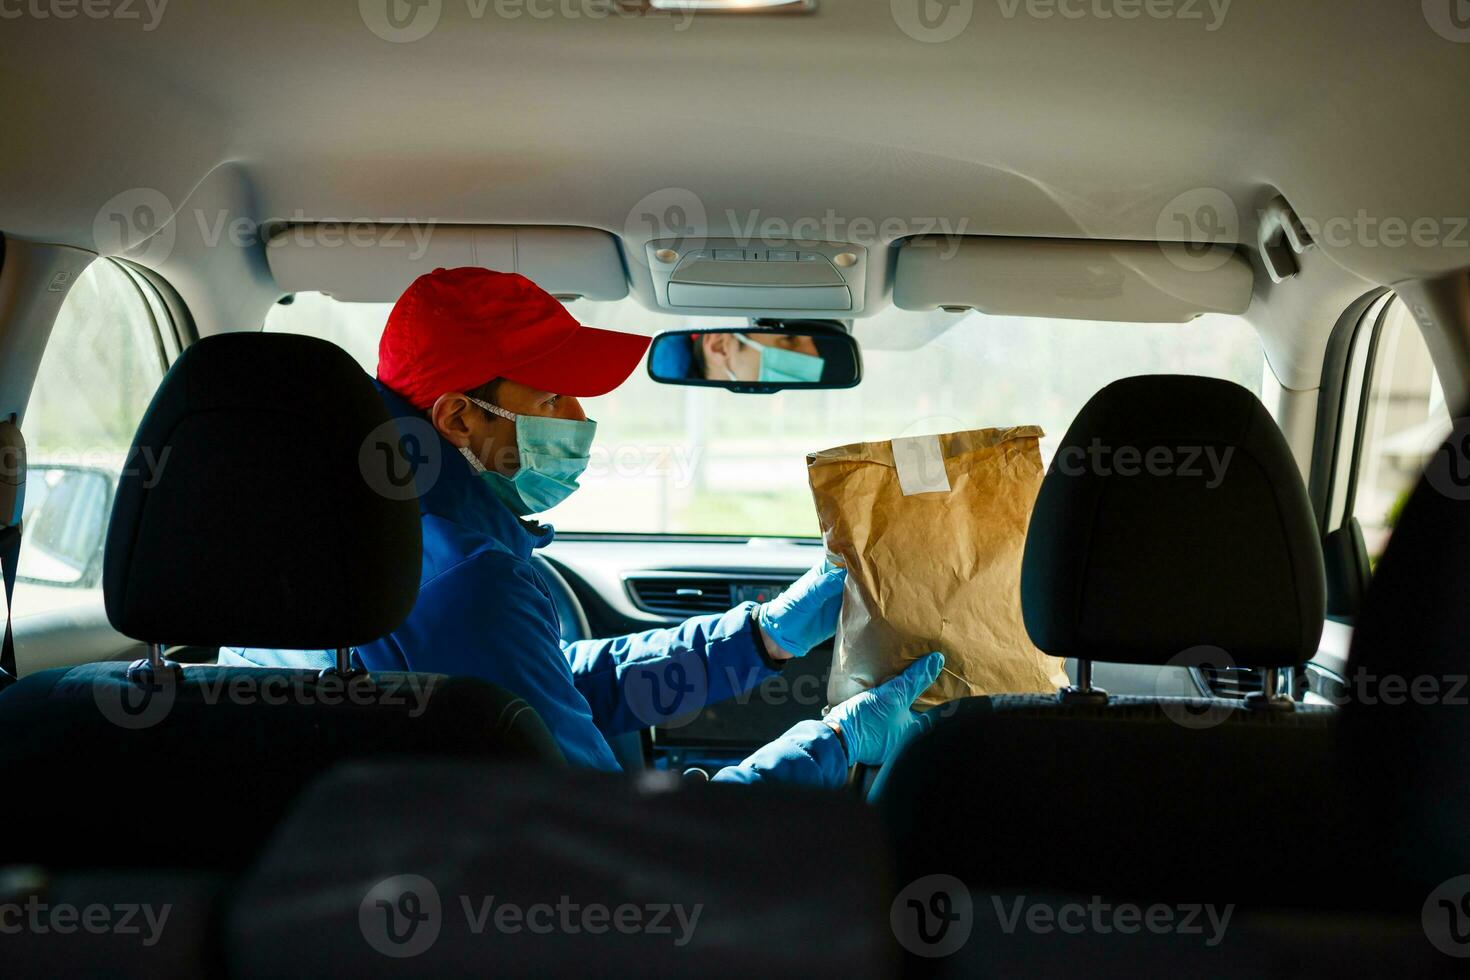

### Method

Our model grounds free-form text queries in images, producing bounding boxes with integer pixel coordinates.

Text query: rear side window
[1348,300,1450,560]
[16,259,171,615]
[1327,296,1450,566]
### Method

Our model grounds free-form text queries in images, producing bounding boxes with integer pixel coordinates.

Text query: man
[225,267,939,786]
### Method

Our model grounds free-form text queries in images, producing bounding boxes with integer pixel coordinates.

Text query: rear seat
[0,332,562,870]
[875,375,1340,907]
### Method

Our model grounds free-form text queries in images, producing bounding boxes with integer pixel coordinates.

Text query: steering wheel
[529,555,591,644]
[530,554,649,771]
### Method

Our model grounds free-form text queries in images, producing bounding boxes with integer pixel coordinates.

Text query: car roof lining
[1,4,1465,391]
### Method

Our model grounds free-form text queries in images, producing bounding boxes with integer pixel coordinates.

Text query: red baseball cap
[377,267,651,409]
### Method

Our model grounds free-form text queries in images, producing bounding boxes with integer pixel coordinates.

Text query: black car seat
[0,332,562,870]
[878,414,1470,976]
[875,375,1342,907]
[1340,416,1470,903]
[1021,374,1325,706]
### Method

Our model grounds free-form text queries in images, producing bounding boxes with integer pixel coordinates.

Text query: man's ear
[702,332,735,364]
[429,392,474,448]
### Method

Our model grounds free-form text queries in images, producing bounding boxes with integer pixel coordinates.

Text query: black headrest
[1020,375,1324,668]
[104,333,421,648]
[1341,418,1470,884]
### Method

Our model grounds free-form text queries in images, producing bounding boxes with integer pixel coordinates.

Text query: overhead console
[266,225,627,303]
[644,239,868,316]
[893,236,1253,323]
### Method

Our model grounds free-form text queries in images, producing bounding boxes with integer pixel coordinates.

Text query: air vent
[627,578,734,616]
[626,576,796,617]
[1192,665,1264,700]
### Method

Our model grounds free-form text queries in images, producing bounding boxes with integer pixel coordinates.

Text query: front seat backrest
[874,375,1342,907]
[103,331,420,650]
[1021,374,1325,697]
[0,333,562,871]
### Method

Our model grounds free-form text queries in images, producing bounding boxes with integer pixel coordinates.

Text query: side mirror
[18,465,115,589]
[647,321,862,393]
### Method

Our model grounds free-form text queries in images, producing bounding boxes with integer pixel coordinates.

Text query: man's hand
[755,560,847,660]
[825,652,944,767]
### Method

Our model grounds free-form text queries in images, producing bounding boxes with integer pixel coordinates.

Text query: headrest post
[1058,658,1109,706]
[125,642,181,684]
[316,647,370,685]
[1244,666,1294,712]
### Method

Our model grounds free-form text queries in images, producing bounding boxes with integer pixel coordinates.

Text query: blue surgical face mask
[729,333,825,384]
[460,396,596,517]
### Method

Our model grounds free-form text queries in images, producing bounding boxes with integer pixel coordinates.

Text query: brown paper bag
[808,426,1069,709]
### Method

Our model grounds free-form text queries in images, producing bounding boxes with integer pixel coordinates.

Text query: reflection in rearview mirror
[646,322,862,393]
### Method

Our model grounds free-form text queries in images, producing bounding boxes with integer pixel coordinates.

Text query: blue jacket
[223,380,846,788]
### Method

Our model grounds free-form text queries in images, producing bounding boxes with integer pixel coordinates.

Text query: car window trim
[1308,288,1391,534]
[1336,299,1393,526]
[118,259,194,365]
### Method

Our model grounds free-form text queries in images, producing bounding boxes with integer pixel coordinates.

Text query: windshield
[266,293,1268,537]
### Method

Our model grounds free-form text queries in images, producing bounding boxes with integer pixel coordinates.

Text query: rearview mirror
[646,321,862,393]
[18,465,115,589]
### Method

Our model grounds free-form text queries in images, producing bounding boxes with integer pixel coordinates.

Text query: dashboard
[539,535,1205,772]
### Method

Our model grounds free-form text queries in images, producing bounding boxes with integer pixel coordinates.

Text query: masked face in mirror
[699,332,824,383]
[646,325,861,392]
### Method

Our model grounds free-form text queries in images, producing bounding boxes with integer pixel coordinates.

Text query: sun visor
[893,237,1253,323]
[266,225,628,303]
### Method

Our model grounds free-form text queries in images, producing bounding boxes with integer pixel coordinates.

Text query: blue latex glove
[756,561,847,657]
[825,652,945,767]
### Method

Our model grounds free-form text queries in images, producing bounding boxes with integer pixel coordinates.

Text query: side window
[16,259,170,614]
[1331,297,1450,565]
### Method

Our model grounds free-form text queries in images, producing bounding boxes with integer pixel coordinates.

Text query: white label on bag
[892,434,951,495]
